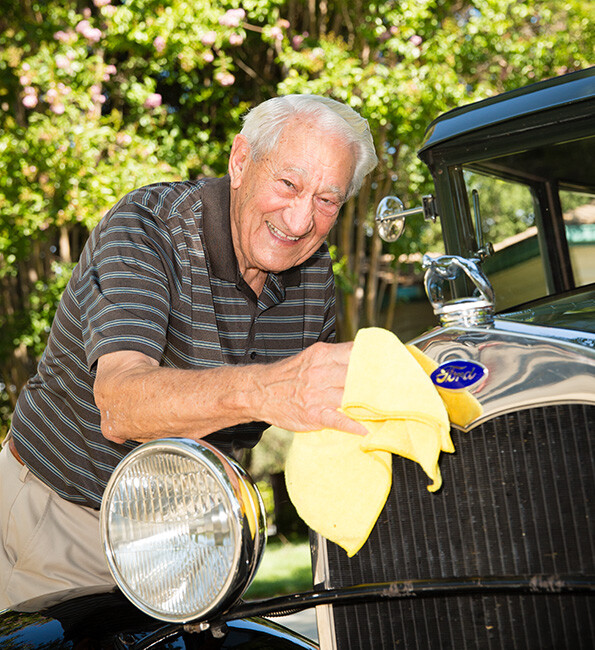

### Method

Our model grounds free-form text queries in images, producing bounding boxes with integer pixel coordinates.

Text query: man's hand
[250,342,368,436]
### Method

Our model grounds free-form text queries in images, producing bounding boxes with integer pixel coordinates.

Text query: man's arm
[94,343,367,444]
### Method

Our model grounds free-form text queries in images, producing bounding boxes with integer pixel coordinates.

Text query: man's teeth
[267,222,300,241]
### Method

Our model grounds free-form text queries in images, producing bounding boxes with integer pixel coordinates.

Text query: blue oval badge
[430,360,487,390]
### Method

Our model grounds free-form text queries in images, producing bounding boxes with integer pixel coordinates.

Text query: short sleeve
[319,247,337,343]
[75,200,173,369]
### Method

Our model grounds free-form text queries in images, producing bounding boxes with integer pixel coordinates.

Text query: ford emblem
[430,359,487,390]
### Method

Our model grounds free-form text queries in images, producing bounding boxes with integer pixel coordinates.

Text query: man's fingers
[256,340,364,435]
[321,408,368,437]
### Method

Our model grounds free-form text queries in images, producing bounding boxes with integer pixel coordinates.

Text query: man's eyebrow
[279,165,308,178]
[279,167,346,201]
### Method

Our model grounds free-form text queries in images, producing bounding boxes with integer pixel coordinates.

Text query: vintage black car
[2,67,594,649]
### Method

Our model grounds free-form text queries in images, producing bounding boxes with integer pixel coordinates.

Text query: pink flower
[22,94,38,108]
[102,66,116,81]
[51,102,65,114]
[201,30,217,46]
[103,64,117,81]
[270,26,283,41]
[54,30,74,43]
[143,93,162,109]
[93,0,111,6]
[292,34,304,49]
[219,8,245,28]
[277,19,290,29]
[202,50,215,63]
[90,85,106,104]
[153,36,166,52]
[215,71,235,86]
[22,62,30,71]
[19,74,31,86]
[46,88,59,102]
[55,54,70,70]
[75,19,91,34]
[409,34,422,46]
[228,33,244,45]
[116,133,132,146]
[76,20,102,43]
[86,27,102,43]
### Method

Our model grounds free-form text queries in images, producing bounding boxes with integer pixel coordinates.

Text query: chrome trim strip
[312,533,336,650]
[411,321,595,432]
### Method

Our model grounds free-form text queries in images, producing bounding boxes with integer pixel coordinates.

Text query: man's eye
[317,196,338,210]
[281,179,295,189]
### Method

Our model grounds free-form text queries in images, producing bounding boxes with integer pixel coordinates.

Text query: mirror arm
[375,195,439,244]
[375,195,438,225]
[471,189,494,261]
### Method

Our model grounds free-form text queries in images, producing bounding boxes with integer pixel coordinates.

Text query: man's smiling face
[228,117,356,293]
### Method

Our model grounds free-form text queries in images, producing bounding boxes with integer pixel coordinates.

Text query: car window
[462,169,547,311]
[560,189,595,287]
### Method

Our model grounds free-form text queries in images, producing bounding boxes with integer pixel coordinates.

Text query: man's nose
[284,195,314,236]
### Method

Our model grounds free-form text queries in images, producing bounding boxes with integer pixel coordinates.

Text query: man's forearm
[94,351,261,443]
[94,343,367,445]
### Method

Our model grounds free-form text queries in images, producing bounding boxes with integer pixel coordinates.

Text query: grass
[244,537,313,599]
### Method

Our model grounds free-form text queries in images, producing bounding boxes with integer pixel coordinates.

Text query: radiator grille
[321,404,594,649]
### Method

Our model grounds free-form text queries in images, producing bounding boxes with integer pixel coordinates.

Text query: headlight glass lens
[101,439,264,623]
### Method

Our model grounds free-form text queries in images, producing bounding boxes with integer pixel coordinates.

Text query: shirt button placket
[247,315,257,362]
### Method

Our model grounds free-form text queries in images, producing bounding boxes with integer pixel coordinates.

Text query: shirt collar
[201,175,301,289]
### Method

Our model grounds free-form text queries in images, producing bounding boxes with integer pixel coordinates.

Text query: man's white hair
[240,94,378,200]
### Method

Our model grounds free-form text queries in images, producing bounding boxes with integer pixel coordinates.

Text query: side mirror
[376,195,439,242]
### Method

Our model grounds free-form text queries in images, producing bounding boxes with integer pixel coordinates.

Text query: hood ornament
[422,254,495,327]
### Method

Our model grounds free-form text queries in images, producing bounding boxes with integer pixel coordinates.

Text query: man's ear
[229,134,251,189]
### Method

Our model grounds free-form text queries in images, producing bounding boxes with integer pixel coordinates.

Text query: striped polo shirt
[11,176,336,509]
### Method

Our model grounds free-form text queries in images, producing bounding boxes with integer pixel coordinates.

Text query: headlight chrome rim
[100,438,266,623]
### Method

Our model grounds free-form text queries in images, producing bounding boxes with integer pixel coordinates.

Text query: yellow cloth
[285,430,392,557]
[285,327,454,557]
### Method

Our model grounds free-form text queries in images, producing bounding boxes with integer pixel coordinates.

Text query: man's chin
[260,245,323,274]
[257,254,302,275]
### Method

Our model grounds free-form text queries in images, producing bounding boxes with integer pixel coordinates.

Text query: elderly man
[0,94,378,611]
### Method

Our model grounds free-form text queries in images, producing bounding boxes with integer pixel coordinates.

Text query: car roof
[419,66,595,155]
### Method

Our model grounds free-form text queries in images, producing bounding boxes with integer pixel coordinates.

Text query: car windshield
[462,135,595,312]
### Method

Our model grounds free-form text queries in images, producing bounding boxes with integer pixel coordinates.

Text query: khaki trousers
[0,437,115,612]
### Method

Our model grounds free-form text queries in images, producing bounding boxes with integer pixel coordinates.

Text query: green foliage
[244,537,312,598]
[0,0,592,430]
[329,244,357,294]
[464,170,536,242]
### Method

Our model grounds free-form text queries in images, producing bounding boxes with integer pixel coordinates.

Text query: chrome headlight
[100,438,266,623]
